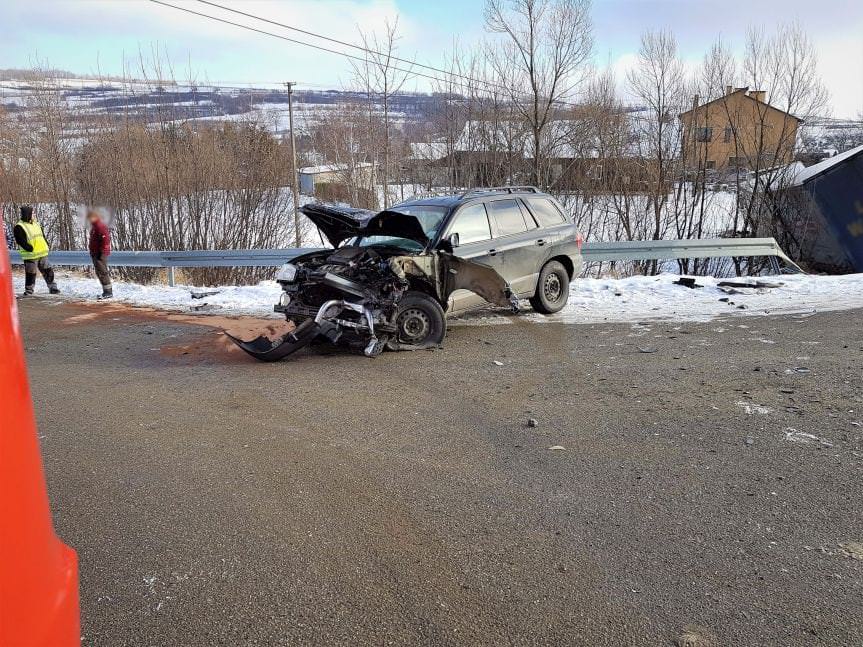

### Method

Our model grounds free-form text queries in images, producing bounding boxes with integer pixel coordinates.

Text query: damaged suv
[228,187,583,361]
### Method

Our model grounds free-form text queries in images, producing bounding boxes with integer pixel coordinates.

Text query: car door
[441,202,501,313]
[485,198,546,297]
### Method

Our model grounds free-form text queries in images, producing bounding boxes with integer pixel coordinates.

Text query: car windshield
[350,205,449,251]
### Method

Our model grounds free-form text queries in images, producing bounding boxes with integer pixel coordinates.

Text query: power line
[193,0,509,94]
[148,0,494,96]
[147,0,565,104]
[4,0,583,111]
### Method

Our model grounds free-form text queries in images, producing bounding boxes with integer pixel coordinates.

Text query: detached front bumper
[227,299,386,361]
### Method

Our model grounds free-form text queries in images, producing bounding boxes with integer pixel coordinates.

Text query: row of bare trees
[360,2,828,273]
[1,65,311,284]
[1,1,836,283]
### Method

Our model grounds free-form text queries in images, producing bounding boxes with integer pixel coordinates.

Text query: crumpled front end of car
[226,245,519,362]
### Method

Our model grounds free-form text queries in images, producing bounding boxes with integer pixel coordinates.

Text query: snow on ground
[13,271,863,325]
[455,272,863,326]
[13,272,284,318]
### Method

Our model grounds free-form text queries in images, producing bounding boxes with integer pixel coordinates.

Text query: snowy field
[13,271,863,325]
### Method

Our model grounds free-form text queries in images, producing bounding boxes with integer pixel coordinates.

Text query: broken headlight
[276,262,298,282]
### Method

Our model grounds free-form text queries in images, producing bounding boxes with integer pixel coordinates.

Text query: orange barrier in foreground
[0,245,79,646]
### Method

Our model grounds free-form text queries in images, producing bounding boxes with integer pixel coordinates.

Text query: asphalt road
[19,298,863,646]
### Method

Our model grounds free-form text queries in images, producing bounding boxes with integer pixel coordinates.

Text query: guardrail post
[768,255,781,275]
[167,266,175,287]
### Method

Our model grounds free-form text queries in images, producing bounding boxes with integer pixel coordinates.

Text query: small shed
[778,145,863,272]
[298,163,373,195]
[759,146,863,274]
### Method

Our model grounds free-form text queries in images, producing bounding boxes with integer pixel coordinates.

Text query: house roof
[679,88,803,123]
[299,162,372,175]
[409,141,449,161]
[447,119,642,159]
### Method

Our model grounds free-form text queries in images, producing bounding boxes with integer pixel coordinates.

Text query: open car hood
[300,203,429,248]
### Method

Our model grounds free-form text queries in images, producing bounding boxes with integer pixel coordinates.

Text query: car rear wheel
[393,291,446,348]
[529,260,570,314]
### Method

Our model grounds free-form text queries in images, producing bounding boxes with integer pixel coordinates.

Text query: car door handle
[536,239,546,246]
[488,248,497,256]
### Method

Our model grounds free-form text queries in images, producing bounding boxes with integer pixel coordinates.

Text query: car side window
[524,197,567,227]
[487,199,528,237]
[449,203,491,244]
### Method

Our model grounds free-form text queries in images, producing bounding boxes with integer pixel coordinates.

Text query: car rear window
[450,203,491,244]
[524,197,567,226]
[487,199,529,237]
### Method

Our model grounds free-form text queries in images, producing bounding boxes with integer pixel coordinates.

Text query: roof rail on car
[403,188,462,201]
[459,186,542,198]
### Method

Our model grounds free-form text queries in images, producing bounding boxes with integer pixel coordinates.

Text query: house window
[728,156,746,167]
[695,127,713,143]
[724,127,733,143]
[705,160,716,170]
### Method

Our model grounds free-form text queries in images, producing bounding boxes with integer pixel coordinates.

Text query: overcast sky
[4,0,862,118]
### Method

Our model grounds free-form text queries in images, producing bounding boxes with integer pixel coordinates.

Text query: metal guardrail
[9,248,320,285]
[9,237,800,285]
[580,237,798,265]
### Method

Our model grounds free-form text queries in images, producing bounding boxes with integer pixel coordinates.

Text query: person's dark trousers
[23,258,58,295]
[91,254,112,295]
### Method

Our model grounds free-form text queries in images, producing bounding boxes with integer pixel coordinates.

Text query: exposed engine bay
[226,204,519,362]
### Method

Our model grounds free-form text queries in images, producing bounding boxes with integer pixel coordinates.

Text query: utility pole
[284,82,301,247]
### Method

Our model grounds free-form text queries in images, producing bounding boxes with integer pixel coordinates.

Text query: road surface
[20,298,863,646]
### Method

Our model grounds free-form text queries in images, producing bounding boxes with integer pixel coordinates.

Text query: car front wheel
[391,291,446,349]
[529,260,570,314]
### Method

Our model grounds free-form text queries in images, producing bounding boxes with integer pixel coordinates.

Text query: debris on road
[191,290,221,299]
[548,445,565,451]
[674,277,702,289]
[493,360,504,366]
[527,418,539,428]
[783,428,833,447]
[676,625,714,647]
[838,541,863,560]
[717,280,784,289]
[737,401,772,415]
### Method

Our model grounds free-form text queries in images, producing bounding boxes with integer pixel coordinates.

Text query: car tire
[392,291,446,348]
[529,260,570,314]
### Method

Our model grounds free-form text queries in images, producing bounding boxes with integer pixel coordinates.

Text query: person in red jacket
[87,208,112,300]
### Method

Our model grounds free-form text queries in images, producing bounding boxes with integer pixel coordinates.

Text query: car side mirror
[448,232,460,248]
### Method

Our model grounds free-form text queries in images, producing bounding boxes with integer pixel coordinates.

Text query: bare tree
[739,23,828,232]
[351,18,413,208]
[485,0,593,187]
[626,29,688,252]
[310,104,380,209]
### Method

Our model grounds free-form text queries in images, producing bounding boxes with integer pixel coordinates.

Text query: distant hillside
[0,74,464,138]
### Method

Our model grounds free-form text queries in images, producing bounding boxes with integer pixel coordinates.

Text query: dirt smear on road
[58,300,289,362]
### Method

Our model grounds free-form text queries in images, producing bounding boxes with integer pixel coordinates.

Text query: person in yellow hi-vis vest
[14,206,59,297]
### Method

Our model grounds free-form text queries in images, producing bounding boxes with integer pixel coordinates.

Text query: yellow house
[679,87,802,171]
